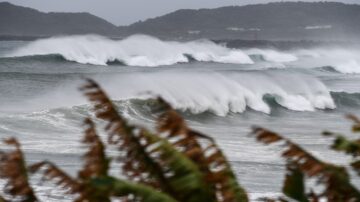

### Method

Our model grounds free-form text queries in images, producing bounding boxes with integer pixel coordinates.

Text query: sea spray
[1,71,335,116]
[5,35,254,66]
[3,35,360,75]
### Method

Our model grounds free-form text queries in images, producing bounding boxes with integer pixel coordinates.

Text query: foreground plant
[252,115,360,201]
[0,138,37,202]
[0,79,359,202]
[0,79,248,202]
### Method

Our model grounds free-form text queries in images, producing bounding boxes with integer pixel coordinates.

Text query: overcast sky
[1,0,359,25]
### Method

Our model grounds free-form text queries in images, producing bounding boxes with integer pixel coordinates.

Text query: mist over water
[1,35,360,201]
[0,71,336,116]
[3,35,360,74]
[4,35,255,66]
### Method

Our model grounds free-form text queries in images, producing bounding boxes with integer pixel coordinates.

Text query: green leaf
[142,130,216,202]
[253,127,360,201]
[82,80,217,202]
[351,160,360,176]
[282,162,308,202]
[331,136,360,157]
[156,100,248,202]
[92,177,177,202]
[0,195,7,202]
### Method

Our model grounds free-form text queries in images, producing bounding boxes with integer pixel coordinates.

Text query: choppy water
[1,35,360,201]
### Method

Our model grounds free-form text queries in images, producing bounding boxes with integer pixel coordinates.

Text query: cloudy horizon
[1,0,359,25]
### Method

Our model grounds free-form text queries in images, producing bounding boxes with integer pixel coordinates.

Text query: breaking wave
[1,91,357,138]
[5,71,335,116]
[293,48,360,74]
[333,60,360,74]
[110,72,335,116]
[116,91,359,119]
[4,35,254,66]
[3,34,360,74]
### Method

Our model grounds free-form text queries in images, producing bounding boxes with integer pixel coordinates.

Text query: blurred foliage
[0,79,359,202]
[253,114,360,202]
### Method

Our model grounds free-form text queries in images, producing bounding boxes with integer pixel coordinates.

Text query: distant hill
[1,1,360,41]
[124,2,360,40]
[0,2,119,36]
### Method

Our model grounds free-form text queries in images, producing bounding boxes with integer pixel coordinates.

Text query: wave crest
[334,60,360,74]
[5,35,254,66]
[1,71,335,116]
[96,71,336,116]
[4,35,360,75]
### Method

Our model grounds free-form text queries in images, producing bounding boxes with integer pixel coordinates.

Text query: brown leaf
[0,138,37,201]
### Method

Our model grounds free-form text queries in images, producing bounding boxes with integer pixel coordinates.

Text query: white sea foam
[80,71,336,116]
[292,48,360,74]
[0,71,335,116]
[5,34,360,75]
[334,60,360,74]
[6,34,254,66]
[114,72,335,116]
[246,47,360,74]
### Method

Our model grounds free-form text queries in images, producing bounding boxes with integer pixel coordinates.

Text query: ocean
[0,34,360,201]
